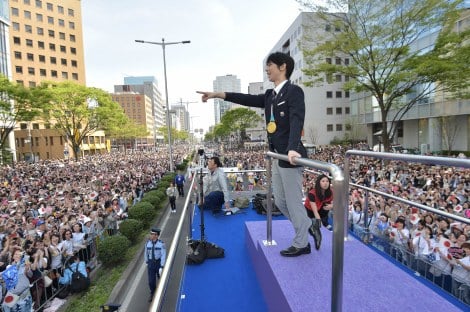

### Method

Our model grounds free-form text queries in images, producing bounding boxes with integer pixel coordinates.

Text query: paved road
[115,186,193,312]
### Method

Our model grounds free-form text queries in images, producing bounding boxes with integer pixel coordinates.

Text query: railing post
[264,155,275,245]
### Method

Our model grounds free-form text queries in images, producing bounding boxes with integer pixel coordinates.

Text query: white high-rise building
[263,12,350,145]
[213,74,241,124]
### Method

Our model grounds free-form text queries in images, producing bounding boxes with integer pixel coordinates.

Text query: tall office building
[0,0,10,78]
[213,74,241,124]
[264,12,350,145]
[114,76,165,142]
[8,0,92,161]
[9,0,85,86]
[111,92,154,147]
[245,81,266,146]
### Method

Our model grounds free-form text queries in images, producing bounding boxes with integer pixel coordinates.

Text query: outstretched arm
[196,91,226,102]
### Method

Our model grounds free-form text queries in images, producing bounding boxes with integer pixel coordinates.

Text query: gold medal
[267,121,277,134]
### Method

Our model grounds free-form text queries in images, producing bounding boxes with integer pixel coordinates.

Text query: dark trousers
[147,258,161,295]
[169,196,176,211]
[203,191,224,212]
[177,184,184,196]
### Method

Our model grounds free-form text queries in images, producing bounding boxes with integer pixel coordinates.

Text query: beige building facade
[8,0,105,161]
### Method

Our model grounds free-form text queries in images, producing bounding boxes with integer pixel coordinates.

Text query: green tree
[156,126,189,143]
[39,81,129,160]
[0,76,46,154]
[298,0,469,151]
[220,108,263,142]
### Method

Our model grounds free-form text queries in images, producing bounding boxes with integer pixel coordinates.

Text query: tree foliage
[297,0,469,150]
[207,107,262,143]
[38,81,129,160]
[156,126,189,143]
[0,76,46,152]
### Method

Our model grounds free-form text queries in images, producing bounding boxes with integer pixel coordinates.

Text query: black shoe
[280,243,311,257]
[308,219,322,250]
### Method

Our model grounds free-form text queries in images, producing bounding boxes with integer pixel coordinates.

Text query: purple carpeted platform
[246,220,462,312]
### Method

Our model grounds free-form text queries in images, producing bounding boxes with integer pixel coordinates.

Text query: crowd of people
[0,140,468,310]
[0,147,190,311]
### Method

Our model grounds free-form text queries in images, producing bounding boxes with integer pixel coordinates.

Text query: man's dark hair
[266,52,295,79]
[210,156,222,167]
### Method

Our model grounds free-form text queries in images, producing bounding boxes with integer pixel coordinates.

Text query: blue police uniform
[145,235,166,297]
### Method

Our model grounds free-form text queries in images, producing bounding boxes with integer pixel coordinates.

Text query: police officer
[145,227,166,302]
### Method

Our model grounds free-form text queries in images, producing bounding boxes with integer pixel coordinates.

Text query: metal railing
[149,174,198,311]
[265,151,347,312]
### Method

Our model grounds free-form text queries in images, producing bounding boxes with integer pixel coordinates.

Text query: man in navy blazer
[197,52,319,256]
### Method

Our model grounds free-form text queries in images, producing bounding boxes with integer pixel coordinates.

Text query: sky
[81,0,305,132]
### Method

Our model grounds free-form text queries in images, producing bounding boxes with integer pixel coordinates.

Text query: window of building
[326,58,331,64]
[69,34,76,42]
[37,27,44,35]
[14,51,22,59]
[61,58,67,65]
[72,73,78,80]
[24,0,31,4]
[35,0,42,8]
[335,58,341,65]
[71,60,77,67]
[26,53,34,61]
[326,91,333,98]
[44,136,48,146]
[336,124,343,131]
[335,74,342,82]
[345,75,350,82]
[68,8,74,17]
[325,24,331,31]
[35,137,39,147]
[326,73,332,83]
[29,81,36,87]
[345,58,349,65]
[336,91,342,98]
[26,39,33,47]
[25,25,32,33]
[24,10,31,19]
[70,47,76,54]
[47,16,53,24]
[48,29,54,38]
[49,43,55,51]
[335,25,341,32]
[28,67,35,75]
[327,124,333,132]
[38,41,45,49]
[345,91,350,98]
[15,66,23,74]
[61,72,68,79]
[39,68,46,76]
[58,19,64,27]
[59,32,65,39]
[46,2,52,11]
[60,45,66,53]
[11,8,19,16]
[12,22,20,31]
[50,136,54,145]
[50,56,56,64]
[69,21,75,29]
[58,5,64,14]
[16,80,24,86]
[336,107,342,115]
[13,37,21,44]
[51,70,57,77]
[345,124,352,131]
[326,107,333,115]
[36,13,42,22]
[345,107,350,114]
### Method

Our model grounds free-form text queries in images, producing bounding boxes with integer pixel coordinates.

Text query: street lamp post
[135,38,190,172]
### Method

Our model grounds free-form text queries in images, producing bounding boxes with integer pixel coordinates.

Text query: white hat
[82,217,92,224]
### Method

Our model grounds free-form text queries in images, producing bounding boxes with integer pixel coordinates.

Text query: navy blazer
[225,81,307,168]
